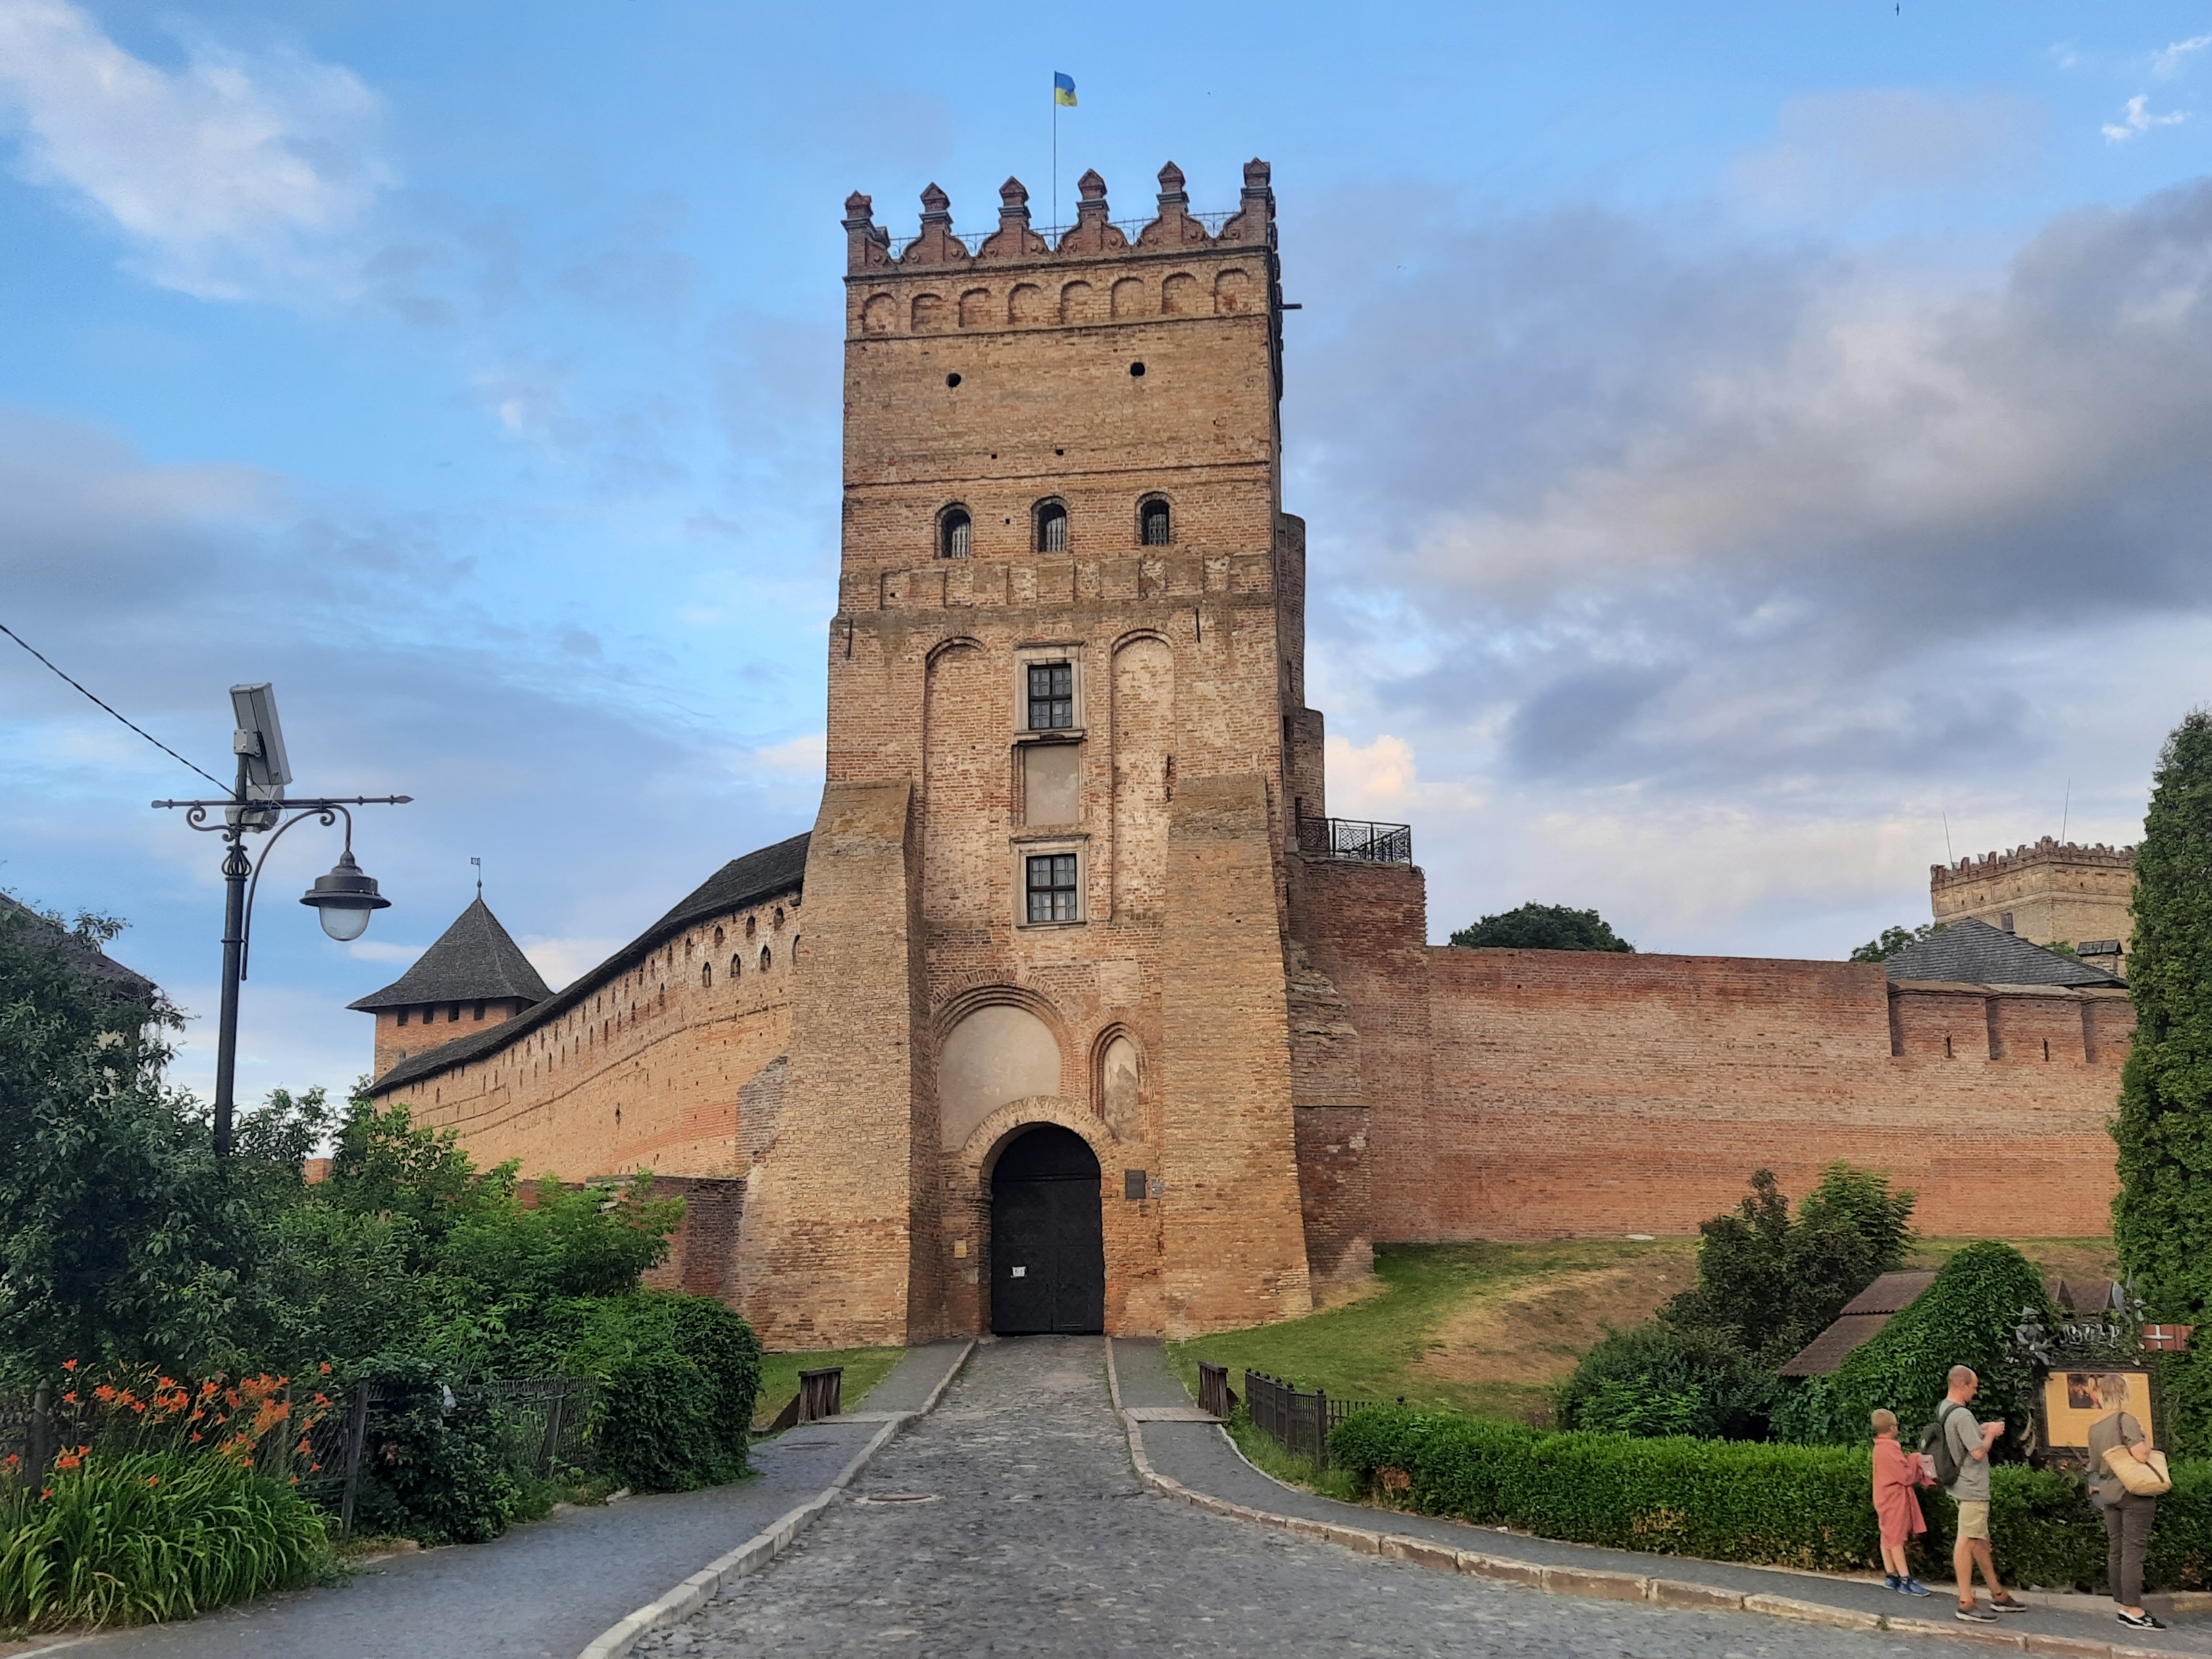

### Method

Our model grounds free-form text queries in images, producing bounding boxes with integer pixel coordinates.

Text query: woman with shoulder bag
[2088,1374,2169,1631]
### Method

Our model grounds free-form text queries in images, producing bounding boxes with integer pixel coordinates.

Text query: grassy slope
[752,1347,906,1432]
[1168,1236,2115,1426]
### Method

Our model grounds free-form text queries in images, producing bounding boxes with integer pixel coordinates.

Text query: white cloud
[2103,94,2189,141]
[753,732,827,777]
[2154,33,2212,78]
[0,0,391,299]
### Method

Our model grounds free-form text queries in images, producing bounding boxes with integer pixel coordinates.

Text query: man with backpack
[1925,1365,2027,1623]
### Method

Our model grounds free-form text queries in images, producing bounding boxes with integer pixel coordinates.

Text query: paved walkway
[638,1336,2011,1657]
[1110,1338,2212,1657]
[76,1344,967,1659]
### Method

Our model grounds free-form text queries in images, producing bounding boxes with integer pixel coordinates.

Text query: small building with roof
[348,897,554,1077]
[0,892,160,1006]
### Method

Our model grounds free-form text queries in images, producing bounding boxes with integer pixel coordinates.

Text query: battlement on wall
[843,160,1275,275]
[1931,837,2136,890]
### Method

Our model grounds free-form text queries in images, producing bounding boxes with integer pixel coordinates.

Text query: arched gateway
[989,1125,1105,1334]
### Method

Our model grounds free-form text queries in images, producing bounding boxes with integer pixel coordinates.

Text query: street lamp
[153,683,410,1156]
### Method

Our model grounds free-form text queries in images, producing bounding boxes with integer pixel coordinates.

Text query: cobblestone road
[635,1337,1937,1658]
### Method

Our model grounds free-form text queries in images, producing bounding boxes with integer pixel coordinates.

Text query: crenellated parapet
[843,159,1276,274]
[1931,837,2137,890]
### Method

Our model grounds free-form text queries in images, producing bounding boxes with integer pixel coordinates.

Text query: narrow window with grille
[1036,501,1068,553]
[1027,662,1074,729]
[941,507,971,559]
[1027,853,1080,922]
[1141,498,1171,545]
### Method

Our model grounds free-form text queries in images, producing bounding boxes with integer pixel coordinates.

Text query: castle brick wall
[1413,947,2132,1241]
[376,894,799,1182]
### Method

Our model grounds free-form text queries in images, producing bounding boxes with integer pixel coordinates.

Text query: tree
[2113,709,2212,1320]
[1848,922,1943,963]
[1450,903,1635,952]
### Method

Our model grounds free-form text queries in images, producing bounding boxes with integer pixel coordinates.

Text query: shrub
[1553,1324,1776,1440]
[564,1296,761,1492]
[1449,903,1633,952]
[1831,1240,2054,1450]
[0,1449,330,1628]
[345,1360,522,1545]
[1328,1405,2212,1589]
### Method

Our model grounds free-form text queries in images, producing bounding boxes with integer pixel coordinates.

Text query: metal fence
[1295,816,1413,865]
[1242,1370,1378,1469]
[3,1376,600,1536]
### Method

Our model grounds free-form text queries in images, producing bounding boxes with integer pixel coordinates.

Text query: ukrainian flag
[1053,71,1077,107]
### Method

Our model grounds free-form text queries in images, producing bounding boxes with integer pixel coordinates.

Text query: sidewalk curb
[573,1341,973,1659]
[1101,1340,2186,1659]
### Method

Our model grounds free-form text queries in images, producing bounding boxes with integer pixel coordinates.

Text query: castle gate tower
[738,160,1349,1344]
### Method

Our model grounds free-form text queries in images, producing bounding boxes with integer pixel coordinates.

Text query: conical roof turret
[347,897,553,1012]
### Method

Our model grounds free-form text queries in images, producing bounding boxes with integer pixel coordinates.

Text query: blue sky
[4,0,2212,1105]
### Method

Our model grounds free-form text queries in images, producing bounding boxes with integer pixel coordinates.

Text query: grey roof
[348,897,554,1012]
[1780,1271,1939,1377]
[1883,918,2123,988]
[0,892,159,1000]
[1839,1270,1937,1316]
[369,832,809,1095]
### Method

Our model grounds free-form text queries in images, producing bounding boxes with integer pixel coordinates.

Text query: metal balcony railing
[1295,816,1413,865]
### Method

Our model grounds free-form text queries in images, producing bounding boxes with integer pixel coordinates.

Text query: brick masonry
[363,159,2134,1343]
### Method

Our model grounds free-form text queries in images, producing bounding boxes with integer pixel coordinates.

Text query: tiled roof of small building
[1838,1270,1938,1316]
[367,832,809,1095]
[0,892,159,1000]
[1882,917,2123,988]
[347,897,554,1013]
[1780,1313,1899,1378]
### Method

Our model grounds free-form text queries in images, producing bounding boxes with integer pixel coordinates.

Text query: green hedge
[1329,1406,2212,1590]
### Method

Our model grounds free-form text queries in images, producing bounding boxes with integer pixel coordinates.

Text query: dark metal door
[989,1126,1105,1335]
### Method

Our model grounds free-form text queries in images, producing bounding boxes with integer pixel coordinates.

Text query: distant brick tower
[349,897,553,1079]
[737,161,1388,1345]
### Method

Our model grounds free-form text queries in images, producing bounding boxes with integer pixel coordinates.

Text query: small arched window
[940,506,972,559]
[745,915,756,940]
[730,953,742,979]
[759,945,773,972]
[700,963,712,988]
[1035,500,1069,553]
[713,925,724,946]
[1141,498,1172,546]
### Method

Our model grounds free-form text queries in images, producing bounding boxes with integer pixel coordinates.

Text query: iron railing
[1296,816,1413,865]
[1197,1361,1238,1419]
[4,1376,601,1536]
[1242,1370,1379,1468]
[890,210,1239,259]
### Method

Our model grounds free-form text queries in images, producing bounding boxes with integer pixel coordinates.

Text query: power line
[0,619,228,791]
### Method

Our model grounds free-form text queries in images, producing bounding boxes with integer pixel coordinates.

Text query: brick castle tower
[735,159,1386,1344]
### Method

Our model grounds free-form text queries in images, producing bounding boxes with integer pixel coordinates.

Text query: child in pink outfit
[1872,1408,1936,1596]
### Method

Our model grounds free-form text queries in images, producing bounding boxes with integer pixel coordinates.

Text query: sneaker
[1883,1574,1902,1592]
[1899,1578,1934,1597]
[2118,1610,2169,1630]
[1956,1604,1999,1623]
[1990,1595,2030,1614]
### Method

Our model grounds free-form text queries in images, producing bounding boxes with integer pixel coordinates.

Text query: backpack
[1919,1401,1964,1487]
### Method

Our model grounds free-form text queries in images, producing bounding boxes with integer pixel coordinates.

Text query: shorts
[1954,1500,1990,1541]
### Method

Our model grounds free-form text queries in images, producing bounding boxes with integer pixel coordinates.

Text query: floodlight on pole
[154,681,409,1156]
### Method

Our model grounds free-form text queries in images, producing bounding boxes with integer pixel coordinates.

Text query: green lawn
[1166,1235,2117,1427]
[752,1346,906,1432]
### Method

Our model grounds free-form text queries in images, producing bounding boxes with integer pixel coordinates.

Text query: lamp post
[153,683,410,1156]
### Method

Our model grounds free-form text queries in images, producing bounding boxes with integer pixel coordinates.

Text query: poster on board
[2041,1369,2155,1456]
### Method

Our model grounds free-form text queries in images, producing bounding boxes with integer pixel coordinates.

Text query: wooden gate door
[989,1125,1105,1335]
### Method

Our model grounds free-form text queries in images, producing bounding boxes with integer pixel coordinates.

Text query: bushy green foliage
[1831,1240,2055,1449]
[0,1450,331,1628]
[1449,903,1635,952]
[345,1359,523,1546]
[1848,922,1943,963]
[1555,1166,1913,1441]
[1661,1165,1916,1361]
[1329,1405,2212,1589]
[511,1294,762,1491]
[1553,1324,1776,1439]
[2113,709,2212,1322]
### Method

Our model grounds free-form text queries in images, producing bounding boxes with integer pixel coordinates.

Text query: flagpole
[1051,85,1058,238]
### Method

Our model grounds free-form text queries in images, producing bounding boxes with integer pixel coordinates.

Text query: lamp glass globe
[318,903,373,942]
